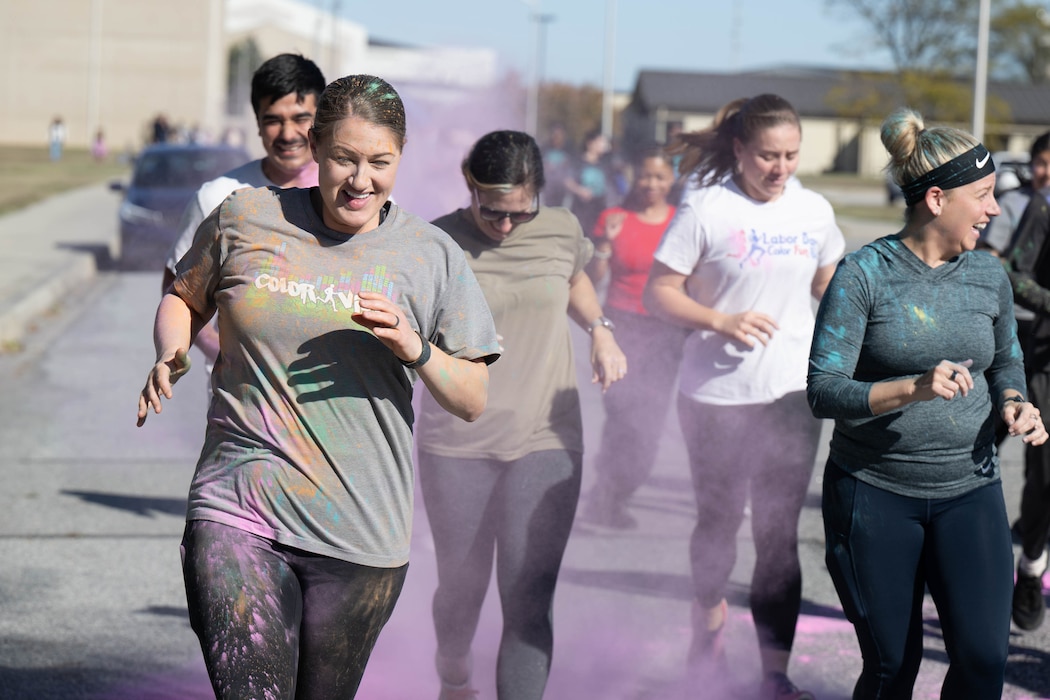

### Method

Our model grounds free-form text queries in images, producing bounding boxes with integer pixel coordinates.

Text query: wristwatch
[586,315,616,334]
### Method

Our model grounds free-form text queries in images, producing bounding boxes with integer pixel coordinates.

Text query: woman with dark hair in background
[417,129,627,700]
[582,146,689,528]
[645,94,844,699]
[136,74,499,700]
[565,128,615,238]
[809,108,1046,698]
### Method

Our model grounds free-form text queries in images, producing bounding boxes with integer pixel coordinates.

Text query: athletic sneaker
[687,598,728,677]
[759,671,815,700]
[438,683,479,700]
[580,487,637,529]
[1012,569,1047,631]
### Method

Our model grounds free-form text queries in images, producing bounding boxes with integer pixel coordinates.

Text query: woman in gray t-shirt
[136,75,499,700]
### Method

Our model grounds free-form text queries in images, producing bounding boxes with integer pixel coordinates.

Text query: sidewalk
[0,183,120,346]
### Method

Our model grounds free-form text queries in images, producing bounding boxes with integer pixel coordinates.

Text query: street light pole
[87,0,104,144]
[601,0,617,139]
[522,0,554,137]
[522,0,540,136]
[535,13,554,135]
[973,0,990,142]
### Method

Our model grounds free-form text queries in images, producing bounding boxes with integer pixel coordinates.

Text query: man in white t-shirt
[163,53,326,366]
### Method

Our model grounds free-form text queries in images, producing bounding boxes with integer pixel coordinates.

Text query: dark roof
[368,36,418,49]
[631,68,1050,126]
[989,81,1050,124]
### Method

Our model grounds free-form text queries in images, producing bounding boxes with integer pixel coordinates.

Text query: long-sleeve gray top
[808,235,1026,498]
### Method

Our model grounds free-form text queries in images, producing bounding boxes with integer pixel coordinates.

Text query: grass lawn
[0,145,130,216]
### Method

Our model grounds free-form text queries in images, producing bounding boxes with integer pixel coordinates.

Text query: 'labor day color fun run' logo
[731,228,820,268]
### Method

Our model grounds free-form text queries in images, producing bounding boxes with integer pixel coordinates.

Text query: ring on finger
[392,314,400,329]
[949,370,958,382]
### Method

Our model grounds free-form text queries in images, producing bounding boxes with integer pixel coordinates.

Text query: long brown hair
[668,94,800,189]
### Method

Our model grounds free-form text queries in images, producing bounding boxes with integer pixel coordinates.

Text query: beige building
[0,0,500,157]
[622,68,1050,178]
[1,0,225,152]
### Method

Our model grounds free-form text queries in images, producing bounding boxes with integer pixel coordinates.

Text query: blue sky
[312,0,893,90]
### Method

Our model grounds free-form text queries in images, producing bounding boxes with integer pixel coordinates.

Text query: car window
[132,149,247,188]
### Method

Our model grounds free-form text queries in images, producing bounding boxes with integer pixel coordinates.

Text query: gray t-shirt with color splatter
[808,236,1025,499]
[173,186,500,567]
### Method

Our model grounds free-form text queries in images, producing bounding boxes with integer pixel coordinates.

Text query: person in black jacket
[1001,144,1050,630]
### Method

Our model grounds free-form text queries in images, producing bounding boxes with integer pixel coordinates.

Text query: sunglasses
[473,190,540,224]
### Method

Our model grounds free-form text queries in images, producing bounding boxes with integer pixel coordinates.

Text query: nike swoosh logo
[976,152,991,168]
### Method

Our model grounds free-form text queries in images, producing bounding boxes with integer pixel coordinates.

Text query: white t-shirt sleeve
[166,196,207,274]
[653,201,705,276]
[815,197,846,266]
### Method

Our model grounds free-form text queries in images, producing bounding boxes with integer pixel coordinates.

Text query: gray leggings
[418,449,582,700]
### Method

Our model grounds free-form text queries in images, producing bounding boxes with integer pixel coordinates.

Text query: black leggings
[822,463,1012,700]
[418,449,582,700]
[677,391,820,653]
[181,519,406,700]
[591,309,687,504]
[1019,368,1050,562]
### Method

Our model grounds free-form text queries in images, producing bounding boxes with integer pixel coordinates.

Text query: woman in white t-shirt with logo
[644,94,844,700]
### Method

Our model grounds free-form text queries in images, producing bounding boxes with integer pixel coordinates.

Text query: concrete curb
[0,253,97,346]
[0,183,121,346]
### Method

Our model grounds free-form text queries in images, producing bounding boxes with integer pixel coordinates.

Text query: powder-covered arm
[807,257,878,420]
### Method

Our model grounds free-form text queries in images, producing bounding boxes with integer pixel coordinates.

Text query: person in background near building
[91,128,107,162]
[151,114,171,144]
[665,121,685,177]
[581,145,688,528]
[162,53,326,384]
[645,94,844,700]
[565,128,614,238]
[221,125,246,148]
[136,73,500,700]
[417,129,627,700]
[809,107,1046,699]
[994,132,1050,633]
[541,121,572,208]
[48,116,66,162]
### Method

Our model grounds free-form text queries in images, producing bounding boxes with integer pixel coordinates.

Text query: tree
[825,0,1016,123]
[537,82,605,149]
[990,1,1050,83]
[828,0,978,76]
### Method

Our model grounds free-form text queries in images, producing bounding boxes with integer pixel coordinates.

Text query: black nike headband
[900,144,995,207]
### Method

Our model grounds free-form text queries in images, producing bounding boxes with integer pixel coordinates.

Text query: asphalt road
[0,185,1047,699]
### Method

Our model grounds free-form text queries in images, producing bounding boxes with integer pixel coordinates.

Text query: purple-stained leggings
[181,519,406,700]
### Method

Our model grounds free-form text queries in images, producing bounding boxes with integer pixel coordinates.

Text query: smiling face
[634,156,675,207]
[937,173,1001,255]
[257,92,318,181]
[310,115,402,235]
[469,185,538,242]
[732,123,801,202]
